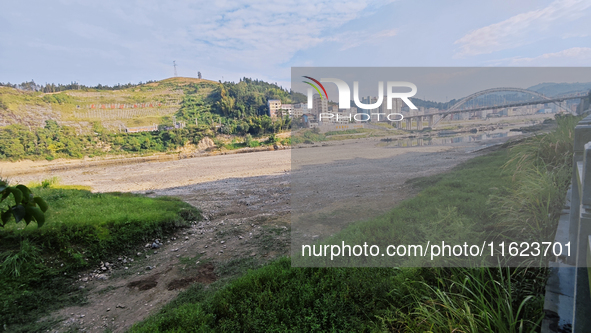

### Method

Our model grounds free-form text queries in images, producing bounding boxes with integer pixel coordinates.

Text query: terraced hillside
[0,78,219,132]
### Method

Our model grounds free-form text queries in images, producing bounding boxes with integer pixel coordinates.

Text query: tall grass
[489,114,579,243]
[387,267,544,333]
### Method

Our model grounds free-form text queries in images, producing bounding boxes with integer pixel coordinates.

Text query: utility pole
[173,61,178,77]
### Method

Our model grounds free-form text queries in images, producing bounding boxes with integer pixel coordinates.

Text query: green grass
[0,185,200,332]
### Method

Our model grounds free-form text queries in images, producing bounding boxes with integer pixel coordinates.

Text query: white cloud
[509,47,591,65]
[331,28,398,51]
[454,0,591,57]
[97,0,397,71]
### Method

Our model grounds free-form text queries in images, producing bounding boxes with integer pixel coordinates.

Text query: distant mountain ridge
[527,82,591,96]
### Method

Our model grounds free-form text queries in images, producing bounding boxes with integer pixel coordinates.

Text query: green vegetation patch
[0,185,200,332]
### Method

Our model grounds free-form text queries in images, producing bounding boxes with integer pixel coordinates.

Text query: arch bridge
[396,87,582,130]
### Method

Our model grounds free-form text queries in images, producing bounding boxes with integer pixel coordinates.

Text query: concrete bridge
[395,88,587,131]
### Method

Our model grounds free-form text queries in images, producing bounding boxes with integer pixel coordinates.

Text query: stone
[171,248,179,252]
[106,308,111,312]
[96,274,108,280]
[137,252,142,256]
[220,241,225,244]
[146,266,153,270]
[116,304,125,309]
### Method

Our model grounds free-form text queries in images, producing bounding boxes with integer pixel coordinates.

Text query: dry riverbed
[20,134,524,332]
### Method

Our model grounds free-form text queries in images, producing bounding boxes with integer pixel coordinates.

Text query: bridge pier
[428,115,433,128]
[417,116,423,130]
[406,118,412,130]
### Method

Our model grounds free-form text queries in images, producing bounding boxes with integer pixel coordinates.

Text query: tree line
[0,80,157,93]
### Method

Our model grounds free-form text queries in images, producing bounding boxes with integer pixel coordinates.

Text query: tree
[0,180,48,228]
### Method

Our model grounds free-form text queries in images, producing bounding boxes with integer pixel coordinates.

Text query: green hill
[0,77,297,161]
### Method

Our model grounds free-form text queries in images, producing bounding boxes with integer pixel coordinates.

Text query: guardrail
[570,114,591,332]
[542,107,591,333]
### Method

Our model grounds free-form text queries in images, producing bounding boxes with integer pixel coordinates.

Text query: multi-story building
[267,99,282,118]
[291,103,307,118]
[279,103,293,117]
[312,94,328,119]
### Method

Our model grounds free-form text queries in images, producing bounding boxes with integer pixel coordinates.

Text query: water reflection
[382,129,522,148]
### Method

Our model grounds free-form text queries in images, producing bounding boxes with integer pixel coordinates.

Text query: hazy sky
[1,0,590,88]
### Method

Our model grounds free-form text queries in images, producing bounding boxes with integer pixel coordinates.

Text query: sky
[1,0,590,89]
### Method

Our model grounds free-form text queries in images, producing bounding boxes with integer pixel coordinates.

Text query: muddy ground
[18,132,527,332]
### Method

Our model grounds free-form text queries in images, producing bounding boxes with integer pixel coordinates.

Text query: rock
[122,259,127,264]
[239,236,243,239]
[116,304,125,309]
[145,243,151,248]
[151,242,160,249]
[78,285,85,290]
[101,267,107,271]
[118,257,122,261]
[154,250,158,254]
[220,250,224,253]
[171,248,179,252]
[204,245,208,248]
[197,137,215,151]
[137,252,142,256]
[106,308,111,312]
[220,241,225,244]
[96,274,108,280]
[196,261,200,265]
[146,266,153,270]
[185,236,189,240]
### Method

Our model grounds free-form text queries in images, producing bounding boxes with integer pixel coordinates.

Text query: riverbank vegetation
[0,181,200,332]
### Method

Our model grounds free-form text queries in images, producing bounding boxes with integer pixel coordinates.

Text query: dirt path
[31,135,517,332]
